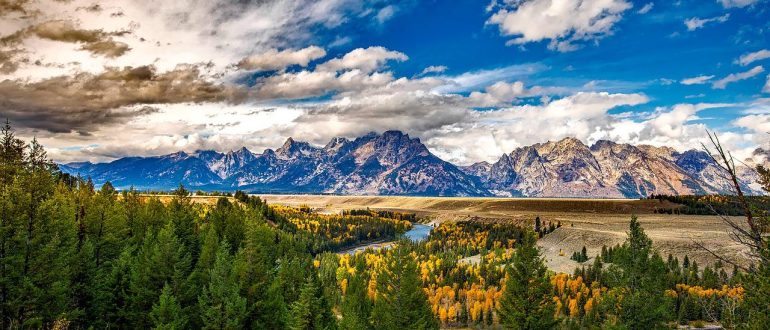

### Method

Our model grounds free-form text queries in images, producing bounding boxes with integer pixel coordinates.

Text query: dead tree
[696,131,768,272]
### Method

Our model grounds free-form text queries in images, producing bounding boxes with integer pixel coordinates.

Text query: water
[340,223,433,255]
[403,224,432,242]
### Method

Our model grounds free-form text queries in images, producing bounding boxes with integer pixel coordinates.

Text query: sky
[1,0,769,165]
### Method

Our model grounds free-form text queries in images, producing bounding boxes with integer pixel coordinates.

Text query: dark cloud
[0,49,24,73]
[0,65,246,134]
[0,20,132,58]
[31,20,106,43]
[0,0,33,17]
[76,3,103,12]
[79,40,131,58]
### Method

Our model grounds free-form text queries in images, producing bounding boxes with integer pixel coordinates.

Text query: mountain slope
[61,132,759,197]
[62,131,485,196]
[461,137,756,198]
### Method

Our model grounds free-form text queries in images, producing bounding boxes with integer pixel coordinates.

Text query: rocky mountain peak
[59,133,761,198]
[276,137,318,159]
[324,137,349,151]
[167,151,190,160]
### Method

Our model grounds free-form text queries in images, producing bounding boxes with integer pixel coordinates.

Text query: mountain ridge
[60,131,760,197]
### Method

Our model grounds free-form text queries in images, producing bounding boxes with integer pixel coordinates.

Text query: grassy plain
[258,194,752,273]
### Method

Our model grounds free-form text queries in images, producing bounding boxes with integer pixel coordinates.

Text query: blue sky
[1,0,769,164]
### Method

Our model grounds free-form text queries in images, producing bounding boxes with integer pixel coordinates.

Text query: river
[340,223,433,255]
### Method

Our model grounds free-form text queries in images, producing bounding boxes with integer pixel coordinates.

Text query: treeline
[535,216,560,238]
[575,238,743,326]
[269,205,412,253]
[648,194,770,216]
[341,208,417,222]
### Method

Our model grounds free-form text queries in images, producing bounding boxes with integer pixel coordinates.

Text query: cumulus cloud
[684,14,730,31]
[681,75,714,85]
[237,46,326,71]
[0,0,395,81]
[0,0,34,17]
[0,65,244,134]
[486,0,632,51]
[0,19,132,58]
[3,0,764,167]
[712,66,764,89]
[252,69,396,100]
[316,46,407,73]
[79,40,131,58]
[737,49,770,66]
[466,81,563,106]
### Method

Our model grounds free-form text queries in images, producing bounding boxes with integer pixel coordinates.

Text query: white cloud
[0,0,391,81]
[434,63,547,93]
[737,49,770,66]
[486,0,632,52]
[684,14,730,31]
[237,46,326,71]
[7,0,765,167]
[718,0,760,8]
[712,66,765,89]
[317,46,407,73]
[637,2,654,14]
[376,5,397,24]
[419,65,448,75]
[681,75,714,85]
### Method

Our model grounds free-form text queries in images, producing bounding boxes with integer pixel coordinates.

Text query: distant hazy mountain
[60,131,759,197]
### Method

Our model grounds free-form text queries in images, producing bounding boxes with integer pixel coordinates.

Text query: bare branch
[697,130,765,270]
[692,239,749,273]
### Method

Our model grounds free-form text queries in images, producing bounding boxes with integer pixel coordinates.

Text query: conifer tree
[371,245,438,330]
[610,216,671,329]
[287,274,337,330]
[198,241,247,330]
[497,230,557,330]
[340,272,372,330]
[151,283,187,330]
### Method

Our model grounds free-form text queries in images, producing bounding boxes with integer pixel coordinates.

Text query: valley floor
[258,194,753,271]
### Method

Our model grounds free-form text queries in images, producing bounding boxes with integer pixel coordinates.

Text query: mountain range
[59,131,760,198]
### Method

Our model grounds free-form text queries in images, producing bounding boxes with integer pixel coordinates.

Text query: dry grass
[260,194,753,271]
[138,194,233,205]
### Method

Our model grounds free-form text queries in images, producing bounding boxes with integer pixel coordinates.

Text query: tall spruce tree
[497,230,557,330]
[198,241,247,330]
[609,216,671,329]
[340,271,372,330]
[287,273,338,330]
[370,245,438,330]
[151,283,187,330]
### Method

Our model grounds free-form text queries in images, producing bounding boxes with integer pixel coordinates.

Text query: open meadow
[258,194,753,273]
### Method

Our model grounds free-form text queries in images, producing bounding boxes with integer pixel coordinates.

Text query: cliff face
[461,138,756,198]
[61,132,759,197]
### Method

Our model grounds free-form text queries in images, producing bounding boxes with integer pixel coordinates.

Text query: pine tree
[129,223,192,327]
[611,216,671,329]
[340,272,372,330]
[197,241,247,330]
[287,274,337,330]
[497,230,557,330]
[169,184,199,262]
[151,283,187,330]
[371,245,438,330]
